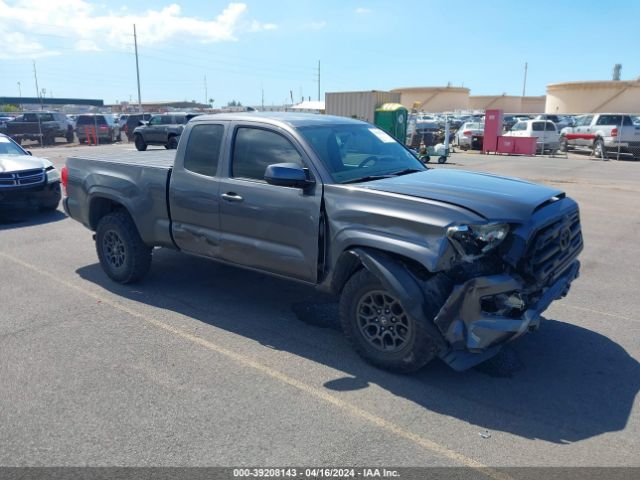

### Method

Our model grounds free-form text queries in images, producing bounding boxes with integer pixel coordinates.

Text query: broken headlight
[446,223,509,261]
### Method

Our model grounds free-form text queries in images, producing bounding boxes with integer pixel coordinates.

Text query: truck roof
[191,112,367,128]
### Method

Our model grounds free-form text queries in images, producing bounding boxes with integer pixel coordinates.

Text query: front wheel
[593,138,607,159]
[340,269,440,372]
[95,211,152,283]
[134,134,147,151]
[66,129,75,143]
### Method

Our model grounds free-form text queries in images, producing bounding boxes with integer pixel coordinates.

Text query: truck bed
[67,149,175,169]
[64,149,176,249]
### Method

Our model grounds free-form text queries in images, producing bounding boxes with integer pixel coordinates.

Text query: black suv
[123,113,153,142]
[133,113,201,150]
[76,114,121,144]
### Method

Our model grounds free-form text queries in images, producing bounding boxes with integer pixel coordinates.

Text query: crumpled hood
[0,154,53,173]
[359,169,564,221]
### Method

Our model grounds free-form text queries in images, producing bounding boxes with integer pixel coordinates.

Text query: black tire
[42,135,55,146]
[339,269,447,372]
[39,183,61,211]
[66,129,74,143]
[559,137,568,152]
[134,134,147,151]
[95,210,152,284]
[593,138,607,159]
[166,136,179,149]
[438,156,447,164]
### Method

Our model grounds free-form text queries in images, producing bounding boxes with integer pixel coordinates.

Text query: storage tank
[520,96,545,114]
[324,91,401,123]
[546,80,640,114]
[469,95,522,113]
[390,86,469,112]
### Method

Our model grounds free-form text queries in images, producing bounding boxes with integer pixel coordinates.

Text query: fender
[350,247,448,350]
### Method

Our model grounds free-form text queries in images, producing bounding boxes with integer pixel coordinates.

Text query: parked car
[534,115,573,131]
[132,113,202,150]
[504,120,560,153]
[503,116,519,131]
[0,133,61,210]
[63,113,583,373]
[123,113,153,141]
[454,122,484,150]
[76,114,121,144]
[117,114,129,129]
[559,113,640,159]
[5,111,74,145]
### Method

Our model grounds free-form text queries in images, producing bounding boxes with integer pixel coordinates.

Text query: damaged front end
[438,199,583,370]
[352,197,583,371]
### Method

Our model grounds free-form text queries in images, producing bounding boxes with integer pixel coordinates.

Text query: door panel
[218,178,321,282]
[218,125,321,282]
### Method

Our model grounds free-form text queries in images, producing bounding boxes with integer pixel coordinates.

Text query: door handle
[222,192,244,202]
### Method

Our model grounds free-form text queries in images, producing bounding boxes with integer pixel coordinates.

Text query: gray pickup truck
[63,113,583,372]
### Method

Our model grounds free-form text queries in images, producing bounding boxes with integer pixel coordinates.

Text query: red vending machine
[482,109,503,153]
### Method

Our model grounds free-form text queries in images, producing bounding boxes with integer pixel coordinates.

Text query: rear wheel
[340,269,444,372]
[134,134,147,151]
[66,129,74,143]
[95,211,152,283]
[166,135,179,149]
[438,156,447,164]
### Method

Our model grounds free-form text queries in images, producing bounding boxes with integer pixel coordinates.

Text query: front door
[218,125,322,283]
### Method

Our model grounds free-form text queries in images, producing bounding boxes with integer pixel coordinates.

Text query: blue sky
[1,0,639,106]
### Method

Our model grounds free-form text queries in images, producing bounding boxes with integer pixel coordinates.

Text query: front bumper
[0,182,60,209]
[436,261,580,371]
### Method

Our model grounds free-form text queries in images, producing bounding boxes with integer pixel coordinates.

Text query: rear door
[217,123,322,282]
[169,122,228,257]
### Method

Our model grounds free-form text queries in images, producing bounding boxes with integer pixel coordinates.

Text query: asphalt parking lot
[1,142,639,471]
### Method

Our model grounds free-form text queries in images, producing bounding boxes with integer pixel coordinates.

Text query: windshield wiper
[341,174,394,184]
[389,168,424,176]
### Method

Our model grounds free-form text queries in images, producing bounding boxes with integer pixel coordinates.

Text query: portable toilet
[374,103,408,142]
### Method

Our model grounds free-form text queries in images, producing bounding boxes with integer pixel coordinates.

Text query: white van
[504,120,560,153]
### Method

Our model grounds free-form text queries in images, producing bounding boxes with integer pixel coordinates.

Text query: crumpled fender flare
[350,247,448,350]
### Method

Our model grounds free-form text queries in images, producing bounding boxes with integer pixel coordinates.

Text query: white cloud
[0,1,277,59]
[249,20,278,32]
[0,31,60,59]
[303,21,327,30]
[355,7,371,14]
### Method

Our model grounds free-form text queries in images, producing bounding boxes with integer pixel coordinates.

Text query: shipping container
[325,91,401,123]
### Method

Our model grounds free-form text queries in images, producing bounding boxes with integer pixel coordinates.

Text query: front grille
[522,209,583,285]
[0,168,46,188]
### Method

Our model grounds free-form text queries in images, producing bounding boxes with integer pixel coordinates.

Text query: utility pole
[33,61,43,110]
[133,24,142,112]
[261,84,264,110]
[317,60,321,101]
[204,75,208,107]
[522,61,528,97]
[17,82,22,111]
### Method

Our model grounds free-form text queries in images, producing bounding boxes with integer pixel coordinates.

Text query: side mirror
[264,163,314,189]
[138,121,148,126]
[26,150,32,156]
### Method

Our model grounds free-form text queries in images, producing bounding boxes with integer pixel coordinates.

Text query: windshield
[298,124,425,184]
[0,136,27,155]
